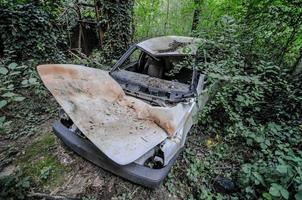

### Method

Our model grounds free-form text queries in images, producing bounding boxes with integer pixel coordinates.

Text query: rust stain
[37,64,178,136]
[37,64,80,78]
[36,64,186,164]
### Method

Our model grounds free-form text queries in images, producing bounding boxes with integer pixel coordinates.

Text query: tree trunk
[292,46,302,76]
[277,16,301,66]
[164,0,170,34]
[191,0,201,32]
[100,0,134,61]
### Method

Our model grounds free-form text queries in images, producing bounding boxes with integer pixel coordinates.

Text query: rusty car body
[37,36,207,188]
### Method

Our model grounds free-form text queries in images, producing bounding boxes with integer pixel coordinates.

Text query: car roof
[136,36,200,56]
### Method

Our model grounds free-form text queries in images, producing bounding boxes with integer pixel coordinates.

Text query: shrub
[194,16,302,199]
[0,171,31,200]
[0,3,66,62]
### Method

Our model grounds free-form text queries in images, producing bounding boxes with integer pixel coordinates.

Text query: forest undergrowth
[0,0,301,199]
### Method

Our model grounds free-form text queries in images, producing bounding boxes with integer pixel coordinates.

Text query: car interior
[110,47,197,99]
[121,49,193,84]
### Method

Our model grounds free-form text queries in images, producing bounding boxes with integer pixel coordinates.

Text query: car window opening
[122,49,193,85]
[110,47,197,102]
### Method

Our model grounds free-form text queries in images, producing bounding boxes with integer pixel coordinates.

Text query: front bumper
[53,121,182,188]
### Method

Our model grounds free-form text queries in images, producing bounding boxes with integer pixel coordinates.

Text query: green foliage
[134,0,194,40]
[0,3,66,62]
[238,123,302,200]
[82,197,97,200]
[0,0,301,199]
[149,3,300,198]
[166,140,243,200]
[98,0,134,62]
[17,134,71,187]
[0,116,8,132]
[0,61,43,133]
[39,166,53,180]
[0,2,65,135]
[0,171,31,200]
[240,0,302,66]
[194,7,302,199]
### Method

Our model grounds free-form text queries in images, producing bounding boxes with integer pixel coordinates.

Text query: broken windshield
[116,47,194,85]
[110,46,197,102]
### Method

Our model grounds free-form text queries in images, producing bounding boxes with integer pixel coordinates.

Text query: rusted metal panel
[37,64,192,165]
[137,36,200,56]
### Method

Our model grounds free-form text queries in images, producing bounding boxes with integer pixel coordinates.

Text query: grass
[17,133,71,189]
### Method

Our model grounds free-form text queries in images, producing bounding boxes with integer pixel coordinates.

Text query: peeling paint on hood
[37,64,190,165]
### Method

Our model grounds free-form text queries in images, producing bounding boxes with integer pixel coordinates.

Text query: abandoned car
[37,36,207,188]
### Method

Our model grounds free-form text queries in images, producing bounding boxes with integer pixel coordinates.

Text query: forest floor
[0,93,209,199]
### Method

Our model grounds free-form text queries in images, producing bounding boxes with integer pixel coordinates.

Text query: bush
[193,15,302,199]
[0,3,66,62]
[0,61,43,132]
[0,171,31,200]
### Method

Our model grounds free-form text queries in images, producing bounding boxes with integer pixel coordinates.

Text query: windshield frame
[110,45,200,102]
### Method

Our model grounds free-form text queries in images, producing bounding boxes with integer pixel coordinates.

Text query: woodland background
[0,0,302,199]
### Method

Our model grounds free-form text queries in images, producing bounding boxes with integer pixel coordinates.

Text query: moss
[17,133,71,189]
[21,134,56,159]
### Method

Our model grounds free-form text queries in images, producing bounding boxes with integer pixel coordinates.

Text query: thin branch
[28,192,80,200]
[68,50,106,68]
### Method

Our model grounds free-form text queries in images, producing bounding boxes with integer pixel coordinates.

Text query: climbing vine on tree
[98,0,134,62]
[0,3,66,63]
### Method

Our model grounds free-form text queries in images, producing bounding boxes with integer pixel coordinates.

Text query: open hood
[37,64,190,165]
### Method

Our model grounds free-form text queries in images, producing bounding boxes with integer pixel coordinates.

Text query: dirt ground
[1,118,182,199]
[49,132,177,199]
[0,99,193,200]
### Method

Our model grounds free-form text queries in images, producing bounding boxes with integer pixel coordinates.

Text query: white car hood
[37,64,191,165]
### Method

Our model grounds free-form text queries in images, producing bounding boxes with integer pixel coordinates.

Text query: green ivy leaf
[13,96,25,102]
[0,116,6,123]
[262,192,272,200]
[252,172,264,185]
[242,164,251,174]
[21,80,28,85]
[0,100,7,109]
[8,62,18,69]
[276,165,288,174]
[28,78,37,84]
[21,179,30,188]
[280,187,289,199]
[295,191,302,200]
[0,67,8,75]
[236,95,245,102]
[2,92,16,98]
[269,184,281,197]
[7,84,14,89]
[269,184,289,199]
